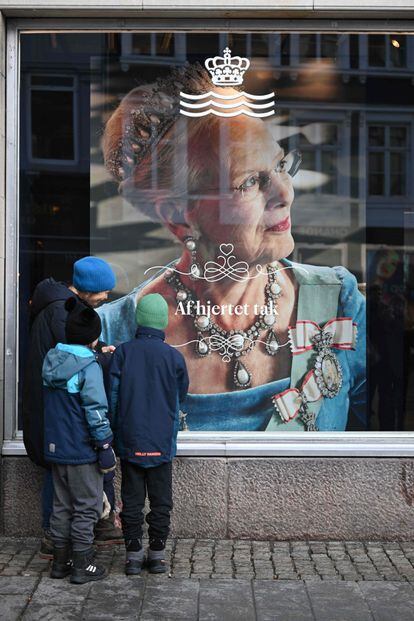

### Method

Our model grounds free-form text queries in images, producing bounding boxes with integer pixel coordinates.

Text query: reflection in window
[131,34,152,55]
[368,125,408,197]
[299,34,338,62]
[298,122,339,194]
[30,75,75,161]
[155,33,174,56]
[228,33,248,56]
[299,34,317,61]
[280,33,290,66]
[368,35,407,68]
[250,33,269,57]
[186,33,219,56]
[320,34,338,59]
[131,33,176,57]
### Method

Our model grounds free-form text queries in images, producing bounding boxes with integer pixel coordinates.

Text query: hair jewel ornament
[105,64,214,184]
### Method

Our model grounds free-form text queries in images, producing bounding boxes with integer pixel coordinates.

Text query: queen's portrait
[97,60,366,432]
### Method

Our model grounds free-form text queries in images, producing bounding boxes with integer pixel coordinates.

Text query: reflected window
[368,35,407,68]
[296,245,346,267]
[299,34,338,62]
[228,33,248,56]
[186,33,219,56]
[251,34,269,57]
[225,33,269,59]
[29,75,76,162]
[297,122,340,194]
[299,34,317,61]
[131,33,176,57]
[368,124,409,197]
[280,33,290,65]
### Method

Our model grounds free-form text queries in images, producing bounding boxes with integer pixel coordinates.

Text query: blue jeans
[42,467,116,529]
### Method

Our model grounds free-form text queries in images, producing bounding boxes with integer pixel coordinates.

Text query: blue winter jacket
[109,326,189,468]
[42,343,113,465]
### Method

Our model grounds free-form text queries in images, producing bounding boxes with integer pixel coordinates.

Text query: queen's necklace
[165,264,283,389]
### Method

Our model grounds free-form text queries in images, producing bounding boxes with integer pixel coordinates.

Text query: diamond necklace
[165,264,282,389]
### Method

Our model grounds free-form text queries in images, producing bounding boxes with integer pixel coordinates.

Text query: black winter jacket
[22,278,110,467]
[109,326,189,468]
[23,278,74,466]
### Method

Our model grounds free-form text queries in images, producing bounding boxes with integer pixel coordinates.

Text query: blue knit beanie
[73,257,116,293]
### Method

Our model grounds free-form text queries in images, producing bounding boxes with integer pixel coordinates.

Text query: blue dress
[98,261,366,432]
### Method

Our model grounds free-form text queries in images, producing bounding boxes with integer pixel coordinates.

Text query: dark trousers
[43,469,116,529]
[120,460,173,541]
[50,463,103,551]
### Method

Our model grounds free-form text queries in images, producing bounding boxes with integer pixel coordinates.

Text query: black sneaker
[70,548,106,584]
[39,529,54,560]
[50,545,72,579]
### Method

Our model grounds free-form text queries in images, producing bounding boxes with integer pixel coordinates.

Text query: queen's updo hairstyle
[102,66,228,226]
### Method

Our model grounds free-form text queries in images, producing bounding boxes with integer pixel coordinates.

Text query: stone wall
[2,456,414,540]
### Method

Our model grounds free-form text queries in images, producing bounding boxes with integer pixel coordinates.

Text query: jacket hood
[31,278,73,320]
[42,343,96,389]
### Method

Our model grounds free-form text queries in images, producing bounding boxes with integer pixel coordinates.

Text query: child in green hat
[109,293,189,575]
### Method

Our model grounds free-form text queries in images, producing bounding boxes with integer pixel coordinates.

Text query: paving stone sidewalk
[2,537,414,620]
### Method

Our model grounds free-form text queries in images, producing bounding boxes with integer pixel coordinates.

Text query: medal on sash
[272,317,357,429]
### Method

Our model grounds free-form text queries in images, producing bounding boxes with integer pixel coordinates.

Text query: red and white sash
[271,370,322,422]
[289,317,357,355]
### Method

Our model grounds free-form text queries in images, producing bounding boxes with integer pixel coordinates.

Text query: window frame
[4,19,414,458]
[26,73,79,167]
[367,122,411,199]
[365,112,414,213]
[359,34,414,77]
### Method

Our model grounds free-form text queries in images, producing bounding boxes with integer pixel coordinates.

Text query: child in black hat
[42,297,116,584]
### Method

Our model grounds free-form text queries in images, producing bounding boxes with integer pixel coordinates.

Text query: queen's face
[188,114,295,265]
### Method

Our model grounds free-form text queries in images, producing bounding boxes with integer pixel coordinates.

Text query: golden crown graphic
[205,47,250,86]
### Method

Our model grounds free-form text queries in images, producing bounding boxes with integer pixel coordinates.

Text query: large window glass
[17,31,414,434]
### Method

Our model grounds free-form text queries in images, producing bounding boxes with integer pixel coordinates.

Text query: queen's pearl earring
[184,236,202,280]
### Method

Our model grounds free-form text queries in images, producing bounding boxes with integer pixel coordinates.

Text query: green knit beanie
[135,293,169,330]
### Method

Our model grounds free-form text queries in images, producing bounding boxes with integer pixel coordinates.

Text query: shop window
[368,125,409,197]
[8,27,414,455]
[368,35,407,68]
[28,74,76,163]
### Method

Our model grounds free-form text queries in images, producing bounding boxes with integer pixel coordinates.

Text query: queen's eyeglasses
[232,149,302,200]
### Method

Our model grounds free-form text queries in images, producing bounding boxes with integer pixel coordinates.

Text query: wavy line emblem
[179,48,275,119]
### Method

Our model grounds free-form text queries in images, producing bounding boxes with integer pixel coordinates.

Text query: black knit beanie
[65,297,102,345]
